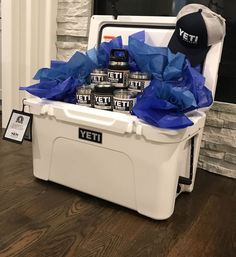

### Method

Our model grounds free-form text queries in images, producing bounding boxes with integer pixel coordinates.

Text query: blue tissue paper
[129,37,213,129]
[20,31,212,129]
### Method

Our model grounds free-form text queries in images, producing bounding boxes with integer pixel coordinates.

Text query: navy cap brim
[168,29,209,67]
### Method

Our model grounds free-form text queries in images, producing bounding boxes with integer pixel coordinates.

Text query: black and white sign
[3,110,33,144]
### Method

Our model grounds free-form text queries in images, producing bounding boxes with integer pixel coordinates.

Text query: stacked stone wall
[56,0,92,61]
[198,102,236,178]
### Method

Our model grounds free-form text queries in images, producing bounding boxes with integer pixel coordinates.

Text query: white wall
[1,0,58,127]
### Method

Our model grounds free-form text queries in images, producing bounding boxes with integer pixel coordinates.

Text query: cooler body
[25,98,205,220]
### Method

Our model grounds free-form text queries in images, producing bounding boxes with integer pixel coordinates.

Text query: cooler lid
[88,15,224,100]
[25,98,206,143]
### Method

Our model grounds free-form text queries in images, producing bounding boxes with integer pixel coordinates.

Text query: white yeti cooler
[24,15,224,220]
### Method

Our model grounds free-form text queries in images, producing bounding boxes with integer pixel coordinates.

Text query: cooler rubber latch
[178,136,195,185]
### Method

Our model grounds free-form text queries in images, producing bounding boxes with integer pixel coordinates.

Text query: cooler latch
[178,136,195,186]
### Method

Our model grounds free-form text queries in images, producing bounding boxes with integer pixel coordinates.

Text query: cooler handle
[48,106,133,134]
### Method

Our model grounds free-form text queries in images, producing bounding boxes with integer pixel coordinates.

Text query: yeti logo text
[129,80,142,90]
[179,28,198,44]
[91,75,100,82]
[78,95,90,102]
[114,100,130,108]
[95,96,111,104]
[79,128,102,144]
[108,72,123,80]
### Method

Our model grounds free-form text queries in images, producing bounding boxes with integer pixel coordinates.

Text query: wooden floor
[0,124,235,257]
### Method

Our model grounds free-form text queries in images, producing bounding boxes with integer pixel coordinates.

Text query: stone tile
[57,16,90,23]
[202,133,236,148]
[57,47,87,61]
[225,153,236,165]
[203,126,236,137]
[58,6,91,17]
[199,155,236,171]
[206,109,219,119]
[219,112,236,122]
[212,101,236,114]
[57,28,88,37]
[57,35,87,43]
[200,149,225,160]
[203,141,236,155]
[200,161,236,179]
[224,120,236,130]
[205,118,224,128]
[56,41,88,50]
[57,17,90,30]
